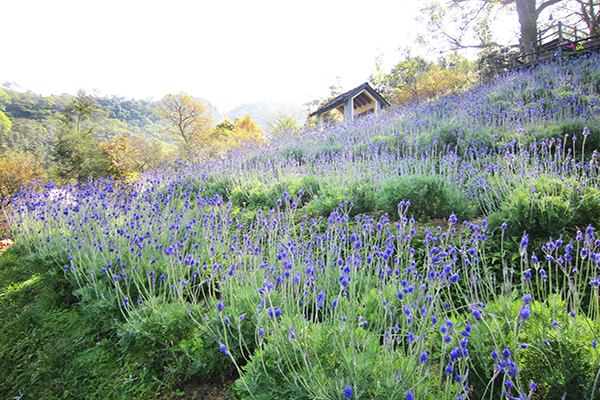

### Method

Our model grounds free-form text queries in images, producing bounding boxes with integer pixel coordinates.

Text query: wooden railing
[512,22,600,68]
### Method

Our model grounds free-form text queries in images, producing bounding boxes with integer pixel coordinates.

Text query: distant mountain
[225,101,307,134]
[195,98,222,124]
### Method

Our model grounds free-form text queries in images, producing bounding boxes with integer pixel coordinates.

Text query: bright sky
[1,0,427,112]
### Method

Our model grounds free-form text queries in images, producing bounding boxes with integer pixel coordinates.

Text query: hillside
[1,54,600,400]
[0,89,224,165]
[0,89,306,173]
[225,101,306,134]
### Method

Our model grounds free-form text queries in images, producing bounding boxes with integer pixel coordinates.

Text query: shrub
[200,175,232,201]
[234,321,440,400]
[376,174,473,221]
[538,121,600,157]
[468,296,599,400]
[488,176,600,241]
[230,176,321,210]
[304,181,377,218]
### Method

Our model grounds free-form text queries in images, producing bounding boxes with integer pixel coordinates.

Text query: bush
[117,303,200,383]
[200,175,233,201]
[376,174,473,221]
[539,121,600,158]
[488,176,600,241]
[230,176,321,210]
[304,181,377,218]
[235,321,438,400]
[468,296,599,400]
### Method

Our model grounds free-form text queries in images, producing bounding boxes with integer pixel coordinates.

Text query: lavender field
[3,54,600,399]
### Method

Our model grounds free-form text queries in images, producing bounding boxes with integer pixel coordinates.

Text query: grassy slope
[1,55,600,399]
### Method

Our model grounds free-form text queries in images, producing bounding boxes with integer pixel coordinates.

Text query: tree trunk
[516,0,539,59]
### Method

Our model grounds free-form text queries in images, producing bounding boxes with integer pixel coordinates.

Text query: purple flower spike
[219,342,230,356]
[344,384,353,399]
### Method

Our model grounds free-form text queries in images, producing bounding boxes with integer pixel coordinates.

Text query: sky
[1,0,528,113]
[0,0,434,112]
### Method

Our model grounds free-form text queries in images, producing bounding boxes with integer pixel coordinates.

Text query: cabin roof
[309,82,390,117]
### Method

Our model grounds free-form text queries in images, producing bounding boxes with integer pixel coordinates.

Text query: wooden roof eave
[309,82,390,117]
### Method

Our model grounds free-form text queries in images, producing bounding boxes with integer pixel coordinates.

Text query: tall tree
[62,89,96,135]
[156,93,212,159]
[53,90,110,182]
[423,0,565,55]
[513,0,565,55]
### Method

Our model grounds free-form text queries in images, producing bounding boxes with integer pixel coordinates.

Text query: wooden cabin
[309,82,390,131]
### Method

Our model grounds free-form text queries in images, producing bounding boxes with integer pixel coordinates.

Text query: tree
[53,90,111,182]
[234,115,263,141]
[0,152,45,201]
[265,109,304,138]
[100,134,145,181]
[53,129,111,182]
[62,89,96,135]
[422,0,566,56]
[0,89,12,150]
[560,0,600,36]
[371,51,473,106]
[0,111,11,149]
[156,93,212,159]
[211,116,264,152]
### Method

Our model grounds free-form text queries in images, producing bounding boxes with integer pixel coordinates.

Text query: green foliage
[488,176,600,241]
[199,175,233,200]
[117,302,203,385]
[305,180,376,217]
[476,47,521,83]
[229,176,319,210]
[0,109,11,141]
[235,321,425,400]
[279,146,307,165]
[431,124,464,149]
[0,88,168,183]
[538,121,600,157]
[53,129,112,182]
[376,175,473,221]
[468,296,599,399]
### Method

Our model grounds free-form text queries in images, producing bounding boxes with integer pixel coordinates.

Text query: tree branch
[536,0,565,18]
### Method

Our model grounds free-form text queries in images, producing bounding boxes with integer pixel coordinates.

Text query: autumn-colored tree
[233,115,263,142]
[100,134,143,181]
[156,93,212,159]
[0,152,45,201]
[211,115,264,152]
[372,52,473,106]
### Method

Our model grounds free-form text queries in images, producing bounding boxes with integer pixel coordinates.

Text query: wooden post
[344,97,353,124]
[317,113,324,132]
[558,21,563,58]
